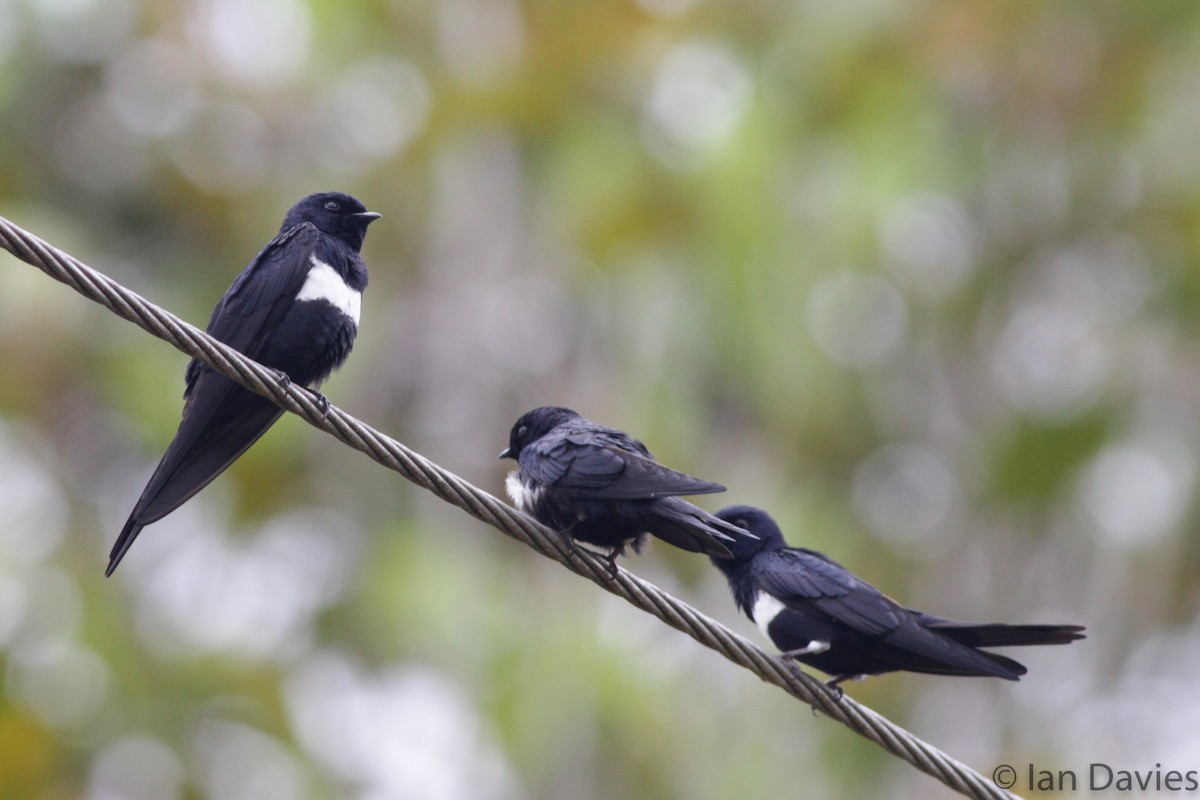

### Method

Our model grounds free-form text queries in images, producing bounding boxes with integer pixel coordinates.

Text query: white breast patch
[296,256,361,324]
[506,472,542,512]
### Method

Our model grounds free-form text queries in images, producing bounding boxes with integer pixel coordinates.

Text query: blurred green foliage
[1,1,1199,798]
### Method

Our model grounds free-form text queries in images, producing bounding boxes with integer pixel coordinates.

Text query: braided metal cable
[0,214,1017,800]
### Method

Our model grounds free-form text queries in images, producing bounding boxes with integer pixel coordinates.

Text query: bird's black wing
[521,431,726,500]
[108,224,319,574]
[757,549,1033,674]
[183,222,320,395]
[149,222,321,507]
[152,222,322,501]
[756,548,906,637]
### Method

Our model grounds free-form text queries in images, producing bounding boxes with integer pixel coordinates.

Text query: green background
[0,1,1193,797]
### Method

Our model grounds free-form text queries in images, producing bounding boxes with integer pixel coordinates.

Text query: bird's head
[284,192,380,251]
[499,406,581,461]
[710,505,787,566]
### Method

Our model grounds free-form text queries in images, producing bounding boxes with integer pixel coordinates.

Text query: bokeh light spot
[852,444,959,543]
[1078,439,1195,547]
[642,40,753,167]
[89,736,184,800]
[808,271,907,367]
[188,0,310,87]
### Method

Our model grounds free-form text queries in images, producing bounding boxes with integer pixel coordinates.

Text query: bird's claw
[269,369,329,417]
[824,674,864,700]
[806,683,843,715]
[560,527,620,581]
[307,388,331,417]
[775,657,846,712]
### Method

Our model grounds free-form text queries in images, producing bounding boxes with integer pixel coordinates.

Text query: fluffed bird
[499,406,752,574]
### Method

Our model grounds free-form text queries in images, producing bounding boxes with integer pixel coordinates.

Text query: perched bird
[500,406,751,572]
[107,192,380,576]
[710,505,1084,692]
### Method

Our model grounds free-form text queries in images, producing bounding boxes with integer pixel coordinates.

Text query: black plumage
[710,505,1084,691]
[500,407,750,571]
[107,192,379,575]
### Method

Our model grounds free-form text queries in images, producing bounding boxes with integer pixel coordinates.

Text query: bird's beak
[356,211,382,223]
[498,447,512,460]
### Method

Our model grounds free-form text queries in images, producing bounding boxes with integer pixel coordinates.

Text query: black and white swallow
[499,406,752,572]
[710,505,1085,693]
[106,192,379,576]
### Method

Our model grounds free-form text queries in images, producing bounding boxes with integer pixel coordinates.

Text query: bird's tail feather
[106,397,284,576]
[650,497,755,556]
[106,518,145,577]
[925,621,1087,649]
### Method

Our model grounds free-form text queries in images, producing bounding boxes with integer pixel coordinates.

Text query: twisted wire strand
[0,214,1017,800]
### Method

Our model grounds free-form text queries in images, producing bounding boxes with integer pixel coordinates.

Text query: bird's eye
[517,424,528,437]
[324,200,340,211]
[734,518,748,529]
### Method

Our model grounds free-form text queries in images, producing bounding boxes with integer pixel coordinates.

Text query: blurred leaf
[988,412,1111,503]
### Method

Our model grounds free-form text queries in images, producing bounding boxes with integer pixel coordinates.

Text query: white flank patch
[505,472,541,512]
[752,592,787,640]
[296,256,361,324]
[751,593,831,655]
